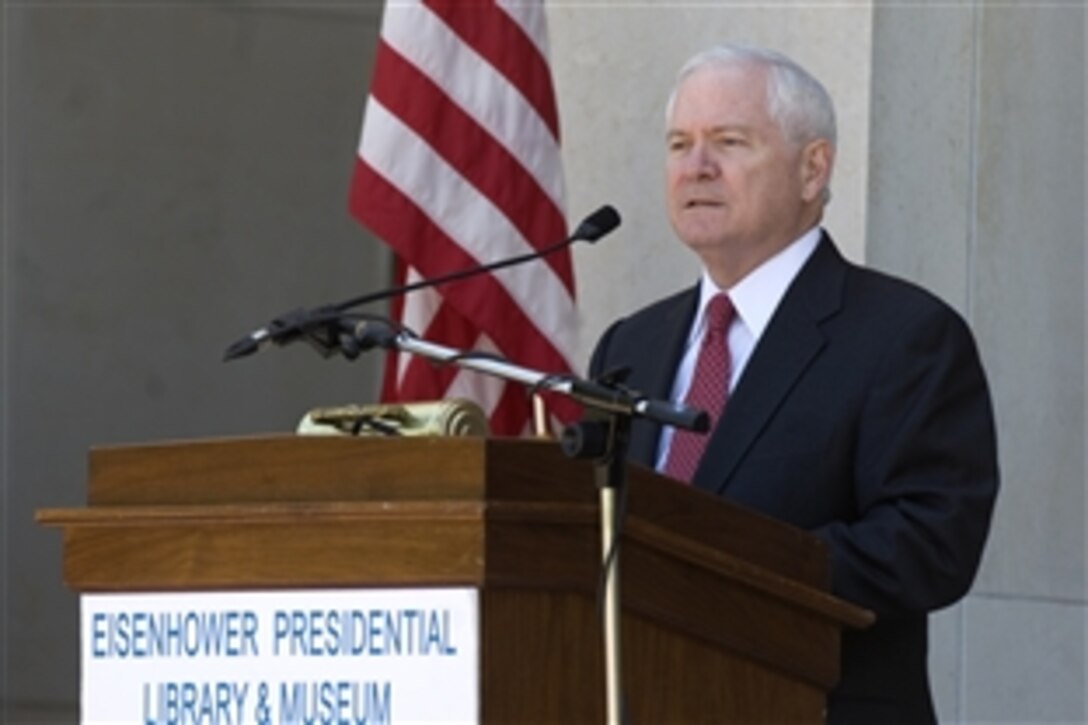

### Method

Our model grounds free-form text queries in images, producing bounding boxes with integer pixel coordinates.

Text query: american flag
[349,0,577,436]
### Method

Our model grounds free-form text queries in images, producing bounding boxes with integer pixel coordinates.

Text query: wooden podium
[38,435,871,723]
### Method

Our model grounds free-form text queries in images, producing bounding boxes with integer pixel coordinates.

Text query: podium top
[75,435,826,589]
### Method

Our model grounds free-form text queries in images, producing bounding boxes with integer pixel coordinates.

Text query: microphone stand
[355,322,705,725]
[224,203,649,723]
[566,412,632,725]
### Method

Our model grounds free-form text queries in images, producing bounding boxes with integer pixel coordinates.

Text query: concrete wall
[868,4,1086,722]
[3,2,1085,722]
[2,4,387,717]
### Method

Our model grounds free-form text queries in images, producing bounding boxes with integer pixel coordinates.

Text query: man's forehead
[670,66,770,118]
[668,89,772,133]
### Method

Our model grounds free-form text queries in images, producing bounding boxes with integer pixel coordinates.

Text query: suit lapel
[691,235,848,494]
[627,286,699,467]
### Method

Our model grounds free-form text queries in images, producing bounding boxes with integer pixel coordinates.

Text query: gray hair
[666,44,838,149]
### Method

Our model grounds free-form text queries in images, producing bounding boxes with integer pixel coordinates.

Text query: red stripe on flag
[423,0,560,140]
[368,40,573,291]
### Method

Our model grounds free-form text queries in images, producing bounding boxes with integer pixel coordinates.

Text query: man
[589,44,998,723]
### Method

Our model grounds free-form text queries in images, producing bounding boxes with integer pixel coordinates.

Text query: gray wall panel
[3,5,385,712]
[971,3,1086,603]
[870,3,1086,722]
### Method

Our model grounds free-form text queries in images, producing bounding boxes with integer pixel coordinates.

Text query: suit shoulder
[832,262,986,373]
[589,286,696,377]
[606,286,697,333]
[843,260,971,328]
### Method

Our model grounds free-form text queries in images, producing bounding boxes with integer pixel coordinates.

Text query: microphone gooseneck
[332,204,620,312]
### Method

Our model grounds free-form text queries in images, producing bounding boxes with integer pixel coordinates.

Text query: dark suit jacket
[589,234,998,724]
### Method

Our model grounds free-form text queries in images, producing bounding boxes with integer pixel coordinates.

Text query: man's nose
[684,142,719,179]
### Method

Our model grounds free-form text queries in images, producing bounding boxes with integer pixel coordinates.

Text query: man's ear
[800,138,834,204]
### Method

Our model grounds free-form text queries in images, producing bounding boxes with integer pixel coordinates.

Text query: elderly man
[589,44,998,724]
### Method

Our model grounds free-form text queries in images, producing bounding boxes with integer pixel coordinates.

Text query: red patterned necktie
[663,293,734,483]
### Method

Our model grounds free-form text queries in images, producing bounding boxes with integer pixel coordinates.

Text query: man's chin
[676,230,733,252]
[672,209,730,236]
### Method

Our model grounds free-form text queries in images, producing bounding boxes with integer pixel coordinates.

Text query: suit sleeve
[813,303,999,618]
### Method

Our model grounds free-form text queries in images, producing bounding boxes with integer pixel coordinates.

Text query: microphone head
[572,205,621,243]
[223,335,259,362]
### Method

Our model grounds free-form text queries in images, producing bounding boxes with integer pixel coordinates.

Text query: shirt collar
[691,226,822,343]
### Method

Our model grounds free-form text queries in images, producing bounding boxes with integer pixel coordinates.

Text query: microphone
[223,205,621,361]
[222,305,344,361]
[571,204,621,243]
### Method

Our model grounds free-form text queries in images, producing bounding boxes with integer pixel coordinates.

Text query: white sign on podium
[81,588,479,724]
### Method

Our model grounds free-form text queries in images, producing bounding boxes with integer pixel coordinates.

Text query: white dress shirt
[655,226,823,470]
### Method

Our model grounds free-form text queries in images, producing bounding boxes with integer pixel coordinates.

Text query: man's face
[665,64,814,274]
